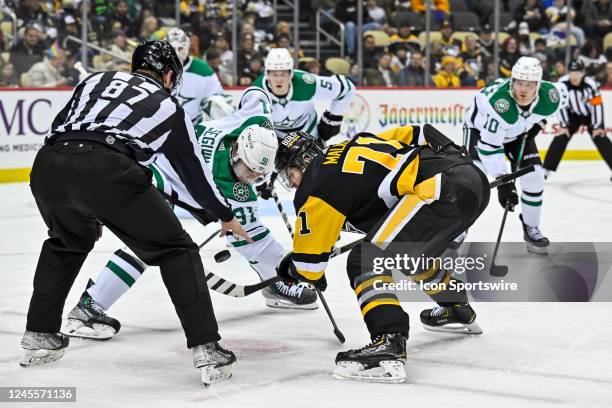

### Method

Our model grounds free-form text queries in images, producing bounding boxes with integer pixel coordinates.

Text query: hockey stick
[270,186,346,344]
[198,228,222,250]
[489,137,528,277]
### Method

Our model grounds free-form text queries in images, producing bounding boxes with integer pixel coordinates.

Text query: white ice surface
[0,161,611,408]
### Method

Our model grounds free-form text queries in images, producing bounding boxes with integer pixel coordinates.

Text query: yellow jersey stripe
[293,196,346,255]
[354,275,395,296]
[377,126,416,145]
[361,298,401,316]
[412,259,442,282]
[296,269,325,281]
[395,156,420,196]
[372,194,424,248]
[414,173,441,203]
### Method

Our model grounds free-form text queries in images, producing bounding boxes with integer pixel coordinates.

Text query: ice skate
[262,281,318,310]
[333,333,407,383]
[193,341,236,386]
[63,281,121,340]
[520,214,549,255]
[20,331,69,367]
[420,303,482,334]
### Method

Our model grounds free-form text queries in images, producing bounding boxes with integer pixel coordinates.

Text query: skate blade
[200,363,234,386]
[333,360,406,383]
[62,319,116,341]
[526,243,548,255]
[20,348,66,367]
[264,298,318,310]
[423,321,483,335]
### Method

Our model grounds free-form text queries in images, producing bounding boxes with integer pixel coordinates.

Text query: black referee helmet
[132,40,183,93]
[568,60,585,72]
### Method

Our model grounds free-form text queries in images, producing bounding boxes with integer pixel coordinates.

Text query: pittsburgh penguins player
[275,126,490,382]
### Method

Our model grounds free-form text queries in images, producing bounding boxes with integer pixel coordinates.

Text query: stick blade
[490,263,509,277]
[334,328,346,343]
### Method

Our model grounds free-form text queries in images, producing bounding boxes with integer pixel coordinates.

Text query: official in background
[20,40,250,385]
[544,60,612,179]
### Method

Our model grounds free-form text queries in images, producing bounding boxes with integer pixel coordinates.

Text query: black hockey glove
[276,252,327,291]
[525,120,546,140]
[497,180,518,211]
[255,172,277,200]
[317,111,343,141]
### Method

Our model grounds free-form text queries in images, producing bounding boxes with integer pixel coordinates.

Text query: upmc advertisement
[0,88,608,181]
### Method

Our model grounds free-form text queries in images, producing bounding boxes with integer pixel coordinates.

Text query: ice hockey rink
[1,160,611,408]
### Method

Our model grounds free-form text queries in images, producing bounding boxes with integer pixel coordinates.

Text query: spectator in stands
[109,0,136,38]
[477,24,495,58]
[212,32,234,85]
[431,20,462,61]
[239,56,264,86]
[532,37,549,62]
[335,0,380,57]
[390,42,410,73]
[363,34,383,70]
[462,34,482,61]
[27,44,70,87]
[399,50,427,86]
[364,53,399,87]
[9,24,46,77]
[389,24,420,51]
[517,22,534,55]
[61,50,81,86]
[499,37,521,76]
[582,0,612,41]
[104,29,133,72]
[551,60,566,81]
[16,0,56,41]
[0,62,19,87]
[237,33,262,78]
[366,0,388,26]
[433,56,461,88]
[241,22,266,52]
[579,40,607,77]
[513,0,549,33]
[59,14,81,56]
[274,33,304,58]
[546,0,585,47]
[410,0,450,20]
[139,16,159,42]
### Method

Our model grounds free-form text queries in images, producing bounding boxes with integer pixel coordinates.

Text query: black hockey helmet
[275,131,323,188]
[568,59,585,72]
[132,40,183,93]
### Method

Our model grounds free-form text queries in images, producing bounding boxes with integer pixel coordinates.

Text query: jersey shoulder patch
[187,58,215,77]
[291,70,317,101]
[487,81,519,125]
[533,81,561,116]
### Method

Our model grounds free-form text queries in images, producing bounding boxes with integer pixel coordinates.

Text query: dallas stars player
[63,87,318,341]
[275,126,490,383]
[167,28,233,124]
[252,48,355,142]
[463,56,568,254]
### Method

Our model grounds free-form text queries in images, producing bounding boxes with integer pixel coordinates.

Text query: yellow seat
[364,30,390,47]
[603,32,612,50]
[20,73,31,87]
[418,31,441,49]
[1,21,12,40]
[325,57,350,76]
[1,52,9,64]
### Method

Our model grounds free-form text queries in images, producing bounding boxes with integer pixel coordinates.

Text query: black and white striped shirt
[557,75,604,129]
[49,70,233,222]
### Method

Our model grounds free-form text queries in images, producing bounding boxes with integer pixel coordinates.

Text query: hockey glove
[276,252,327,291]
[317,111,343,141]
[497,180,518,211]
[255,173,277,200]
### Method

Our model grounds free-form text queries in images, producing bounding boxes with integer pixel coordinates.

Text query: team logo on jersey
[494,98,510,114]
[549,88,560,103]
[302,73,315,84]
[233,182,250,202]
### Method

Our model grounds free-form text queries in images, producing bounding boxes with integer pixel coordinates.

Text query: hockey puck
[214,250,231,263]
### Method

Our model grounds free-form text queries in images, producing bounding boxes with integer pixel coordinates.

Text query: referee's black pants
[543,114,612,172]
[28,139,220,347]
[345,160,490,338]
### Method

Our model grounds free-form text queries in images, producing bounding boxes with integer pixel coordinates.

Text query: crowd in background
[2,0,612,88]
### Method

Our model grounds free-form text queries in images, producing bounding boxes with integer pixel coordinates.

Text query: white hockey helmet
[265,48,294,77]
[511,56,543,87]
[167,28,191,63]
[235,125,278,176]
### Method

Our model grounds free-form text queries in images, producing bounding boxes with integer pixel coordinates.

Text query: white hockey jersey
[464,78,568,177]
[176,57,225,124]
[252,70,355,138]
